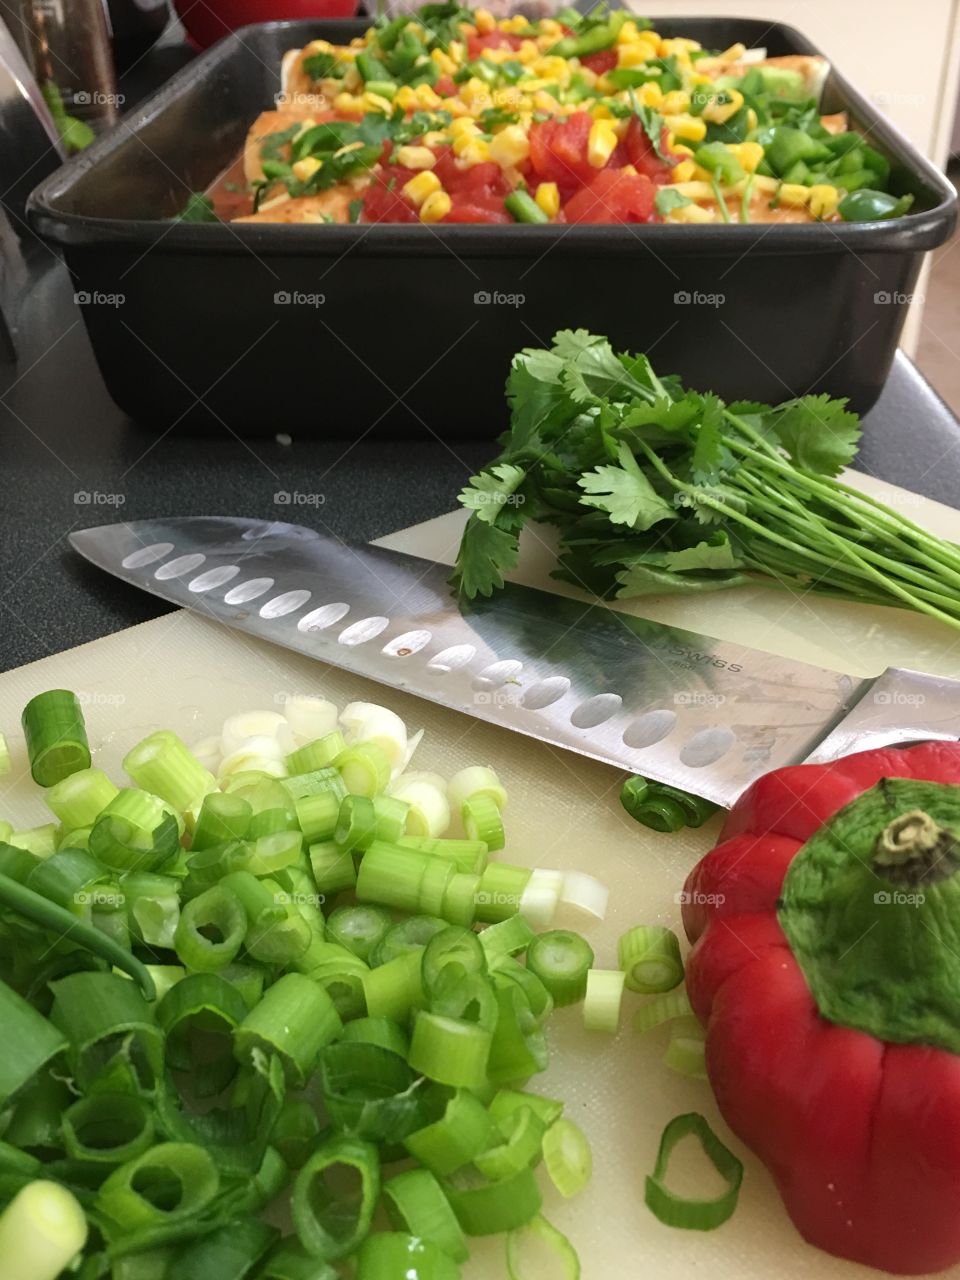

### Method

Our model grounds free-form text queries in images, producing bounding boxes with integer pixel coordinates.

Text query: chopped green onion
[542,1118,592,1198]
[335,794,377,851]
[261,1240,338,1279]
[620,775,718,832]
[0,1180,88,1280]
[339,1016,409,1058]
[0,980,67,1105]
[488,985,548,1083]
[475,863,532,923]
[363,949,425,1021]
[157,972,248,1097]
[175,1218,279,1279]
[633,987,694,1034]
[356,1232,459,1279]
[373,917,447,968]
[96,1142,219,1235]
[442,872,481,926]
[45,767,118,829]
[192,792,251,850]
[357,841,428,913]
[645,1113,743,1230]
[388,776,450,837]
[326,904,392,961]
[383,1168,469,1263]
[447,766,507,813]
[372,795,410,843]
[241,831,304,877]
[123,871,181,949]
[489,1088,563,1130]
[526,931,593,1007]
[583,970,626,1033]
[506,1214,580,1280]
[272,1097,322,1170]
[443,1165,542,1235]
[409,1011,492,1088]
[287,731,346,775]
[62,1092,155,1165]
[22,689,91,787]
[123,730,215,813]
[663,1015,708,1078]
[475,1106,544,1180]
[219,961,266,1009]
[335,743,391,796]
[0,733,9,777]
[175,885,247,972]
[479,916,535,960]
[292,1136,380,1260]
[89,808,179,874]
[422,925,487,994]
[398,836,487,875]
[235,972,342,1086]
[282,766,347,802]
[318,1041,422,1141]
[404,1087,496,1176]
[418,856,455,917]
[490,957,553,1024]
[618,925,684,993]
[50,971,163,1090]
[309,841,357,894]
[296,792,340,844]
[462,794,505,851]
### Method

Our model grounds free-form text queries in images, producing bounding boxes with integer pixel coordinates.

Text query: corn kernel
[778,183,811,208]
[489,124,529,169]
[420,190,452,223]
[671,143,694,158]
[621,164,638,175]
[422,130,448,148]
[360,92,394,114]
[616,19,641,43]
[403,170,442,206]
[746,107,758,132]
[458,21,477,38]
[617,43,654,69]
[455,139,491,166]
[590,102,615,121]
[448,40,464,64]
[431,48,456,75]
[506,14,530,33]
[633,81,663,108]
[394,86,419,111]
[588,118,618,168]
[730,141,764,173]
[416,84,442,110]
[540,18,562,37]
[453,130,487,157]
[517,41,539,64]
[689,72,712,86]
[333,92,362,114]
[535,181,560,218]
[672,159,696,183]
[396,145,437,170]
[669,202,716,223]
[661,90,690,115]
[533,56,570,83]
[751,174,779,194]
[703,88,744,125]
[533,91,562,113]
[291,156,322,183]
[474,7,495,33]
[664,114,706,143]
[808,183,840,219]
[670,180,714,201]
[460,78,492,108]
[343,66,362,93]
[717,42,746,62]
[450,116,481,138]
[661,37,701,55]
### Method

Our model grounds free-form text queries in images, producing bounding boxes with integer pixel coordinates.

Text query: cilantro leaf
[552,330,644,405]
[655,188,692,217]
[663,535,742,572]
[577,442,676,530]
[760,394,861,476]
[458,464,526,526]
[629,100,671,161]
[451,517,520,598]
[690,394,734,482]
[614,563,748,597]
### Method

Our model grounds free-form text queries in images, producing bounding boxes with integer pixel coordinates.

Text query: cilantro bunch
[453,331,960,631]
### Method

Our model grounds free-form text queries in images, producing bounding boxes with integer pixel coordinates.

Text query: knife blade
[69,517,960,808]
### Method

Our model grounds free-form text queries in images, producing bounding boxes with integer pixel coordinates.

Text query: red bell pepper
[682,741,960,1275]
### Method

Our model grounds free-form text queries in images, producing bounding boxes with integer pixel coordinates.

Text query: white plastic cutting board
[1,470,959,1279]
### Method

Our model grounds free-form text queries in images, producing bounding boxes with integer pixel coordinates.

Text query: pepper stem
[872,809,960,886]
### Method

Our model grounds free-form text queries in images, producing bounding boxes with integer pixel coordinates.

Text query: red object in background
[174,0,358,49]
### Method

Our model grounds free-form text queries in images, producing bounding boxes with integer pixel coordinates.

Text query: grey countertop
[1,256,959,673]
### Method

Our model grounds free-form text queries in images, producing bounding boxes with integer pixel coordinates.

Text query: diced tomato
[563,168,657,223]
[528,111,596,192]
[466,31,524,59]
[444,199,513,223]
[432,150,509,198]
[580,49,618,75]
[361,166,419,223]
[435,75,457,98]
[624,116,678,185]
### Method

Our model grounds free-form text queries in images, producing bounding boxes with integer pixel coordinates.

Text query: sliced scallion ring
[506,1214,581,1280]
[526,931,594,1007]
[292,1136,380,1261]
[582,969,626,1034]
[618,925,683,994]
[541,1118,592,1198]
[663,1015,708,1078]
[383,1167,469,1263]
[645,1113,743,1230]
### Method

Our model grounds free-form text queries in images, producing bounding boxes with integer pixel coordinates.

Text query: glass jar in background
[1,0,120,148]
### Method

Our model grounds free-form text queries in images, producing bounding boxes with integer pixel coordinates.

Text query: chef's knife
[70,517,960,809]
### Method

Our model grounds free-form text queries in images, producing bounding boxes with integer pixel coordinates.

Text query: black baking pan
[27,16,957,436]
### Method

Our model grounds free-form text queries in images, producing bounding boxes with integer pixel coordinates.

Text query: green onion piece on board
[0,874,156,999]
[235,972,342,1086]
[309,841,357,895]
[442,872,481,927]
[409,1011,492,1088]
[542,1118,592,1198]
[45,767,118,829]
[618,925,684,994]
[462,794,505,851]
[287,731,347,775]
[475,1106,545,1181]
[505,189,550,224]
[487,985,548,1083]
[430,969,497,1033]
[175,885,247,973]
[326,903,392,961]
[356,1232,460,1280]
[157,972,248,1097]
[62,1091,155,1165]
[645,1113,743,1230]
[339,1015,410,1058]
[292,1136,380,1261]
[526,931,594,1007]
[192,793,252,850]
[175,1218,280,1280]
[22,689,91,787]
[490,957,553,1024]
[0,1180,88,1280]
[372,915,448,967]
[0,732,9,776]
[0,981,67,1105]
[663,1015,708,1078]
[296,792,340,845]
[418,856,455,918]
[633,987,694,1034]
[335,742,392,796]
[123,870,181,949]
[475,862,532,923]
[4,1072,71,1152]
[373,795,410,843]
[357,841,430,913]
[335,794,378,851]
[318,1041,422,1141]
[271,1097,322,1171]
[583,969,626,1033]
[506,1214,581,1280]
[403,1087,496,1176]
[96,1142,220,1235]
[9,824,59,856]
[383,1167,469,1263]
[123,730,215,812]
[478,915,535,960]
[49,971,164,1091]
[282,766,347,802]
[398,836,488,876]
[363,948,426,1021]
[422,925,487,994]
[260,1239,339,1280]
[443,1165,543,1236]
[620,775,718,832]
[489,1088,564,1130]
